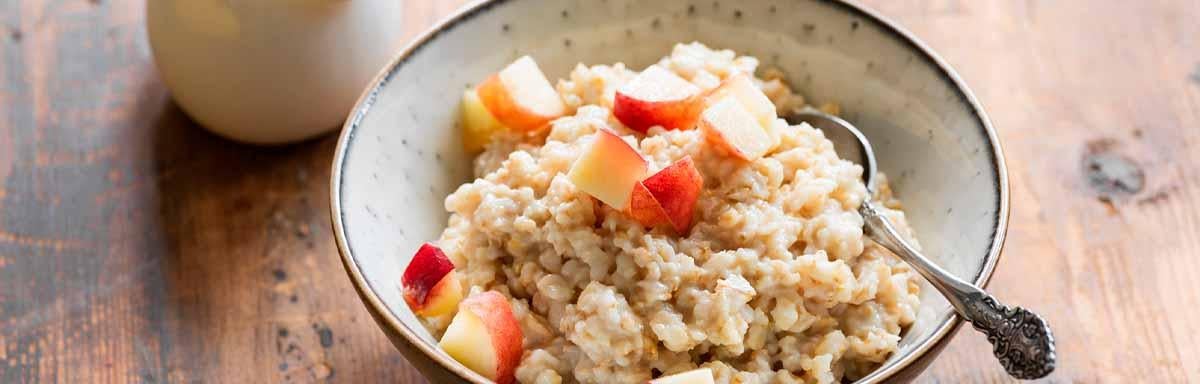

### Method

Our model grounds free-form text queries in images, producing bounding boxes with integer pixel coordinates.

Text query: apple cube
[439,291,524,384]
[640,156,703,233]
[567,129,648,210]
[705,74,777,129]
[614,65,704,132]
[476,56,566,132]
[460,88,507,153]
[700,97,773,161]
[649,368,715,384]
[402,243,464,317]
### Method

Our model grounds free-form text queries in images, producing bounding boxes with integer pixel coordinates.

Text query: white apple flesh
[439,291,524,384]
[460,88,507,153]
[648,368,715,384]
[567,129,649,210]
[477,56,567,132]
[699,97,773,161]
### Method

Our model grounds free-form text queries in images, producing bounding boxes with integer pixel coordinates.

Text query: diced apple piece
[439,291,524,384]
[706,74,777,129]
[402,243,464,317]
[641,156,703,233]
[627,181,673,229]
[700,97,773,161]
[614,65,704,132]
[414,271,463,317]
[461,88,506,153]
[648,368,715,384]
[567,129,648,210]
[476,56,566,132]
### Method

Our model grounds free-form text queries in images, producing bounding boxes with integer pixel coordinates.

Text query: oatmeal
[418,42,921,384]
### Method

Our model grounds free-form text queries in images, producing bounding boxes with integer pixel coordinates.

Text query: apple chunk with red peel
[705,74,777,129]
[567,129,648,210]
[649,368,715,384]
[641,156,703,232]
[476,56,566,132]
[614,65,704,132]
[401,243,463,317]
[700,97,773,161]
[439,291,524,384]
[627,181,673,229]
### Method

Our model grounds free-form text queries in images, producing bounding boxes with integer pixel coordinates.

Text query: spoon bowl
[786,111,878,192]
[786,110,1057,380]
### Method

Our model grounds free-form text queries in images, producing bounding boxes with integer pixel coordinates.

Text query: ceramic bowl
[330,0,1008,382]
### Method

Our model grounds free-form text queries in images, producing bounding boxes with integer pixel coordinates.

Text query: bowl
[329,0,1008,382]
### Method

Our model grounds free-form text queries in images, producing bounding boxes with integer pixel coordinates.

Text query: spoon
[786,111,1056,380]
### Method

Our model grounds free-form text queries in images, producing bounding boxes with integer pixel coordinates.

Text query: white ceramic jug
[147,0,406,144]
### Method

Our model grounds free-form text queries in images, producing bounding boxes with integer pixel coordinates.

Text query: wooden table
[1,0,1197,382]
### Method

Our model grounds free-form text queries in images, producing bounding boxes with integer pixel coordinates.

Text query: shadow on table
[146,100,419,382]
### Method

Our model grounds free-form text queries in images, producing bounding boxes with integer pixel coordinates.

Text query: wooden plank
[0,0,1197,383]
[0,0,456,383]
[869,0,1200,382]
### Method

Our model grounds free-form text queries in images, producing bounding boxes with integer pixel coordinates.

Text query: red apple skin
[475,57,566,132]
[613,66,704,132]
[402,243,454,310]
[627,181,673,229]
[476,74,563,132]
[476,74,541,132]
[462,291,524,384]
[614,92,702,133]
[642,157,704,233]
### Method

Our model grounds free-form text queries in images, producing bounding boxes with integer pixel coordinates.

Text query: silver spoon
[786,111,1056,380]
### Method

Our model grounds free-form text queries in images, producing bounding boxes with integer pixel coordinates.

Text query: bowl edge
[328,0,1011,382]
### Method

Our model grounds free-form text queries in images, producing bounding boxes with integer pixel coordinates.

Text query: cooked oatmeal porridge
[407,42,922,384]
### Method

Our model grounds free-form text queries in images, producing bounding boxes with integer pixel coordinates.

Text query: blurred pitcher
[147,0,406,144]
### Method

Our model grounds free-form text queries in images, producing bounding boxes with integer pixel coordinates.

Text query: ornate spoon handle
[860,201,1056,380]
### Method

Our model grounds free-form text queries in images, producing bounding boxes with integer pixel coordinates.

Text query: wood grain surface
[1,0,1197,383]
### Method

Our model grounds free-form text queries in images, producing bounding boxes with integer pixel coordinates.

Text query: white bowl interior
[335,0,1003,381]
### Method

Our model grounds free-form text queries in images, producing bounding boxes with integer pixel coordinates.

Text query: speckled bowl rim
[329,1,1009,382]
